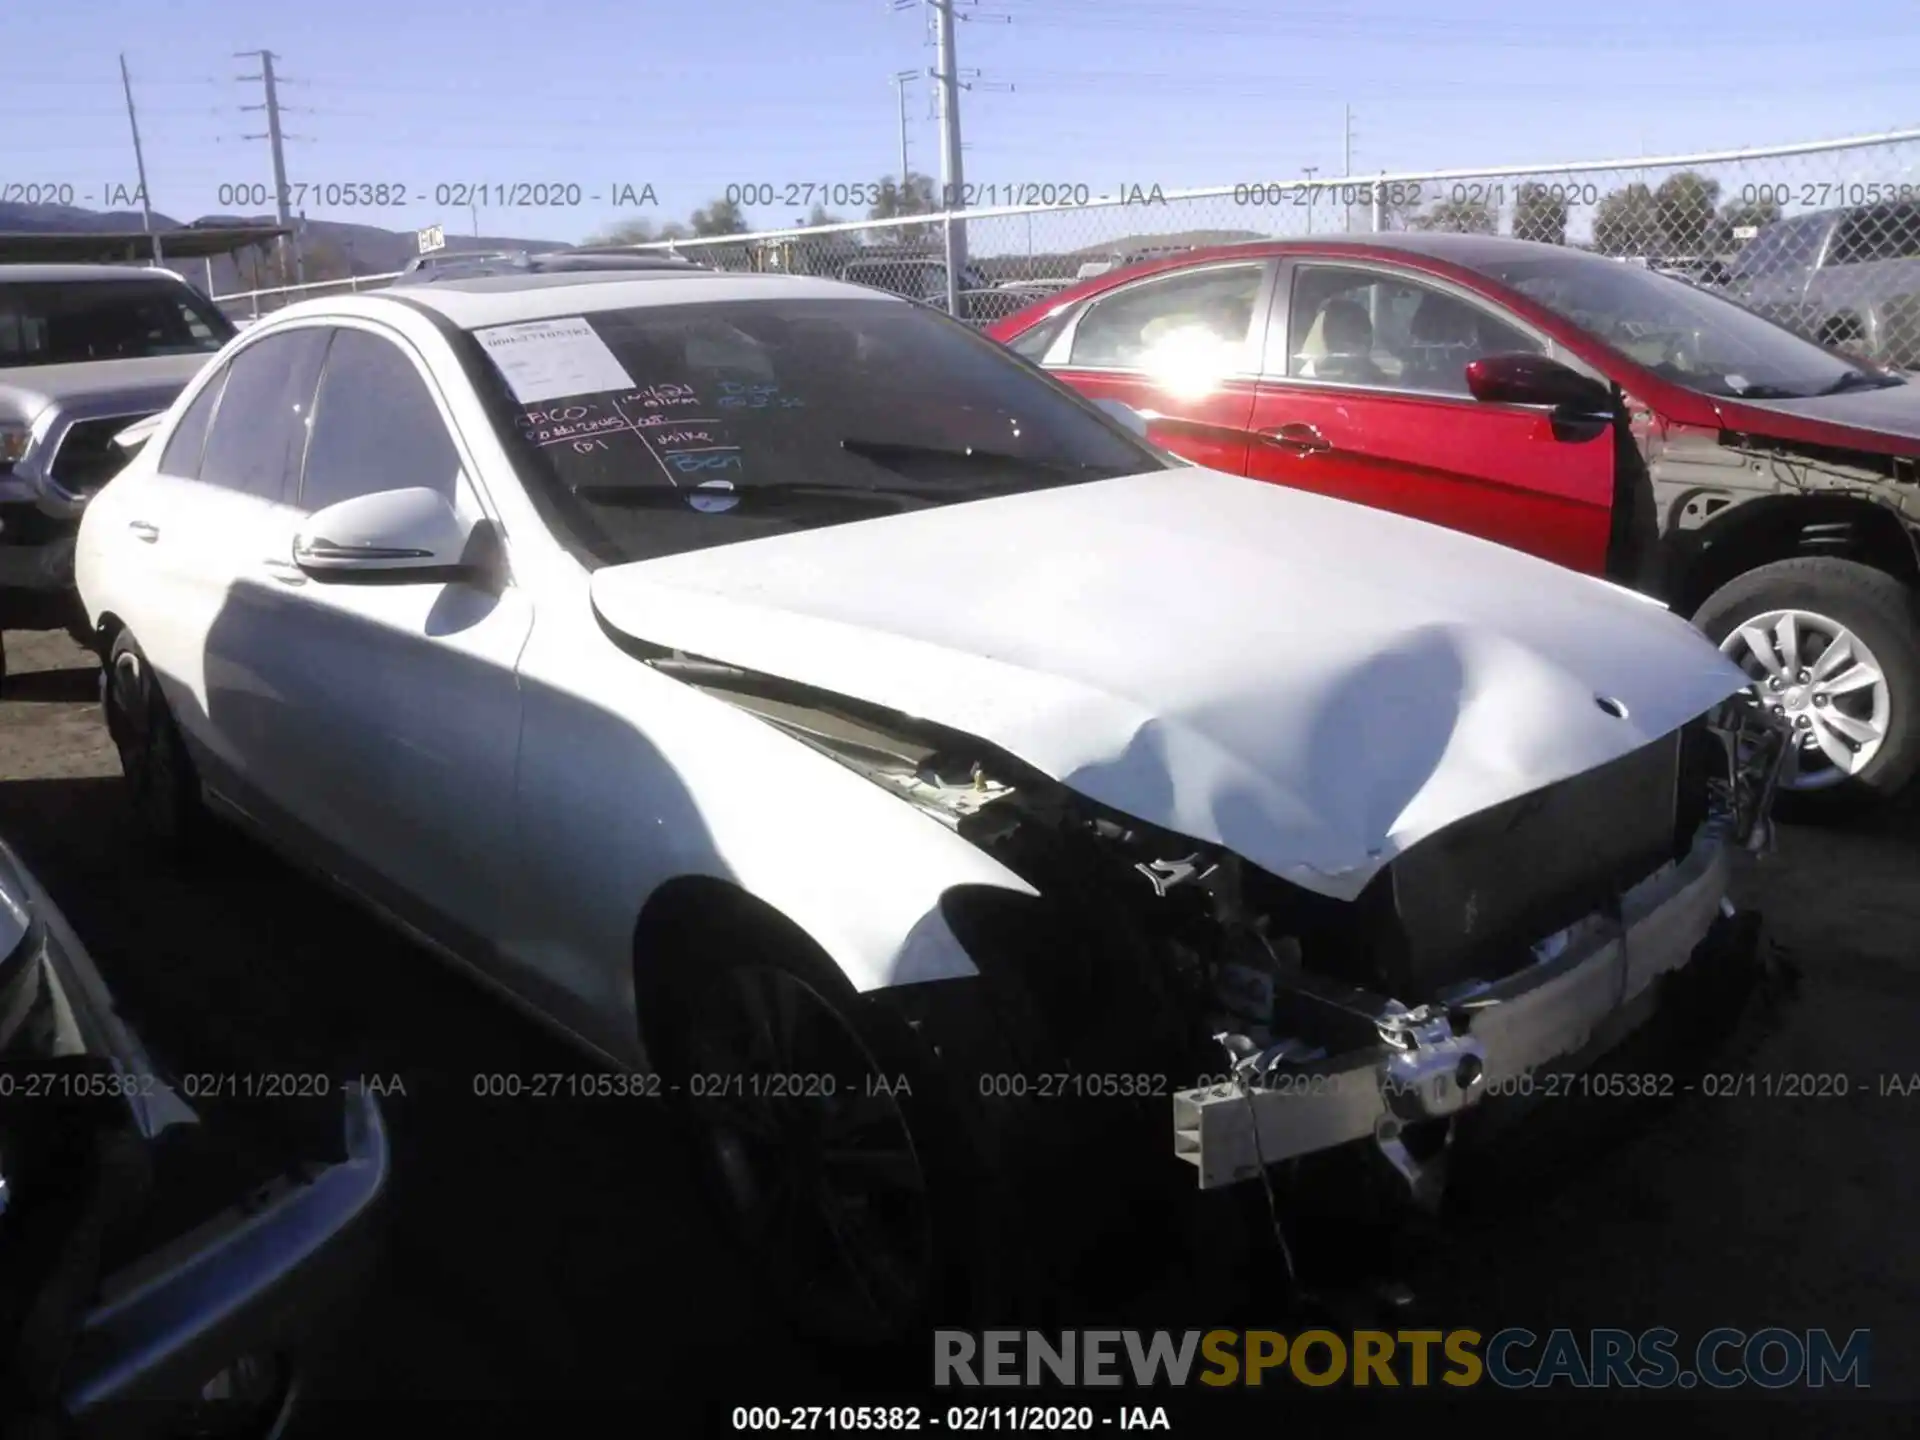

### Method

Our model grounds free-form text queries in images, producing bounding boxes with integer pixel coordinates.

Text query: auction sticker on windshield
[476,316,636,404]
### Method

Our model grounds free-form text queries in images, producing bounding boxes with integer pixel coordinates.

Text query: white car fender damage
[504,586,1038,1064]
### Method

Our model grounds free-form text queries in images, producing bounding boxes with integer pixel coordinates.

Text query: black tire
[102,630,208,851]
[642,905,1024,1347]
[1692,557,1920,816]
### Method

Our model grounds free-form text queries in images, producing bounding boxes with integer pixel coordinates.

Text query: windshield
[467,296,1163,567]
[1473,250,1882,400]
[1727,214,1831,281]
[0,279,235,368]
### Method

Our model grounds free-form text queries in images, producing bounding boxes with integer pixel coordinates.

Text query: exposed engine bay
[647,645,1791,1208]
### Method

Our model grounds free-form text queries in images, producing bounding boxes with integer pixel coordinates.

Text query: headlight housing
[0,422,30,470]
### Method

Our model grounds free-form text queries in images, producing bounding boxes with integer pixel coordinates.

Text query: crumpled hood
[589,468,1752,900]
[0,353,212,424]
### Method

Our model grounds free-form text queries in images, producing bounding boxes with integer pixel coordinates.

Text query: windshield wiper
[838,436,1125,477]
[1815,369,1904,396]
[569,480,997,510]
[1724,383,1810,400]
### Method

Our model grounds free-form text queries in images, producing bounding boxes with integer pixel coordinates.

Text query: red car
[988,233,1920,812]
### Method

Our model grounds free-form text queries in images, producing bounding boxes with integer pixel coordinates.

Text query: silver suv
[0,265,234,683]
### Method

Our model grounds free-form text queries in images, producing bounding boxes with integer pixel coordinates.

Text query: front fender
[508,597,1038,1064]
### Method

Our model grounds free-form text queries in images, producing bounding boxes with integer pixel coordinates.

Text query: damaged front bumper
[1172,701,1792,1195]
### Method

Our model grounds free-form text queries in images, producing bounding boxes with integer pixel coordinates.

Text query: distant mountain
[0,202,562,298]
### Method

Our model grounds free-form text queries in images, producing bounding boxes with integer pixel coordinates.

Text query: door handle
[1256,423,1331,455]
[127,520,160,542]
[262,556,307,586]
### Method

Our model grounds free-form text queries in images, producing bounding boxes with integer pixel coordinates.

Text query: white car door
[131,327,331,787]
[235,321,532,955]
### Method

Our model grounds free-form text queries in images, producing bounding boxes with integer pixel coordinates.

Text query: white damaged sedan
[75,270,1789,1338]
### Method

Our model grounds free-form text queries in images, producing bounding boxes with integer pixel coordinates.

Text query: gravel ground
[3,626,1916,1432]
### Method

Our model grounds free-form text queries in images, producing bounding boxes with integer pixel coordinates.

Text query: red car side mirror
[1465,353,1614,414]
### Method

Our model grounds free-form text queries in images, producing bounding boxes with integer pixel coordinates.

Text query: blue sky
[6,0,1918,248]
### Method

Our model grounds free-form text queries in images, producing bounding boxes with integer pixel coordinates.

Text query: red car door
[1248,258,1616,573]
[1031,258,1275,474]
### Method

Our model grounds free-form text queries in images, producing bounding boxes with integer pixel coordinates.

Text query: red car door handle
[1256,423,1330,455]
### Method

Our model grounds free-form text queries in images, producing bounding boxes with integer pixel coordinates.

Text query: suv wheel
[1694,557,1920,814]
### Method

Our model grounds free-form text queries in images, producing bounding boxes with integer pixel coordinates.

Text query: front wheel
[1693,557,1920,815]
[647,919,1019,1347]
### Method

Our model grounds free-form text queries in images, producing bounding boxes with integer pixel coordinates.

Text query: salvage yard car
[73,267,1787,1342]
[1723,200,1920,368]
[0,832,387,1435]
[990,233,1920,810]
[0,265,236,688]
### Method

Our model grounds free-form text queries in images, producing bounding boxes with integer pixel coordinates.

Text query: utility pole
[931,0,967,319]
[1302,165,1319,237]
[1342,105,1354,232]
[236,50,302,285]
[118,54,161,265]
[891,69,917,193]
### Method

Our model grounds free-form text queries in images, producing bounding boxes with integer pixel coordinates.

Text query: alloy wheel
[1718,607,1891,790]
[683,962,934,1342]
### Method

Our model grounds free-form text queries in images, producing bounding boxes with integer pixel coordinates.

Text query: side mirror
[1465,353,1614,416]
[1093,397,1152,439]
[293,486,477,581]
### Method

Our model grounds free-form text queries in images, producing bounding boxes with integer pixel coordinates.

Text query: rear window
[0,279,235,368]
[465,297,1163,568]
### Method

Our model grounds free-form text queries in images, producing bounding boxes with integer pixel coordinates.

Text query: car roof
[395,251,707,284]
[1169,232,1594,267]
[0,263,191,284]
[1029,232,1630,304]
[360,269,902,328]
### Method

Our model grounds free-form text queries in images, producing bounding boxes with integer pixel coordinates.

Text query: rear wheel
[103,630,207,851]
[1693,557,1920,814]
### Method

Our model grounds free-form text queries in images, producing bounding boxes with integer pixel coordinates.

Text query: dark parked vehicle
[0,833,387,1436]
[1724,202,1920,367]
[990,232,1920,810]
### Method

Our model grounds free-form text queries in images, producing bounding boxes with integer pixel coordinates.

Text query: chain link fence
[214,128,1920,364]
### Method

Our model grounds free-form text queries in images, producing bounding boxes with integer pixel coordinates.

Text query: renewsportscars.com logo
[933,1328,1872,1390]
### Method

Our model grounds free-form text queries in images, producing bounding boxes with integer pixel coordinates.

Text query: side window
[300,328,462,514]
[1010,312,1068,360]
[157,366,229,479]
[197,329,331,501]
[1828,206,1920,266]
[1282,265,1541,396]
[1066,264,1264,372]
